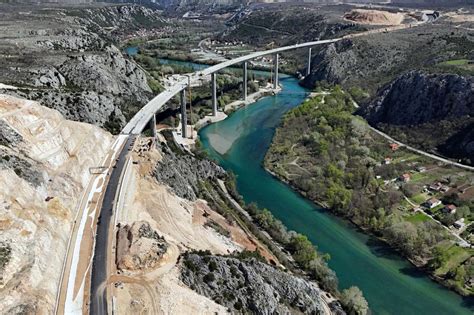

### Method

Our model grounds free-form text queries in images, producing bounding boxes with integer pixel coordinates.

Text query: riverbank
[264,87,473,298]
[199,75,473,314]
[173,83,282,151]
[267,162,472,297]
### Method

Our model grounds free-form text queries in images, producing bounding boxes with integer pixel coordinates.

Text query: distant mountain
[392,0,474,6]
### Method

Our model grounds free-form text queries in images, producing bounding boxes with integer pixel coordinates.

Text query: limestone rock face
[303,40,359,87]
[0,5,158,133]
[116,221,169,271]
[359,71,474,126]
[358,71,474,163]
[31,67,67,89]
[0,94,114,313]
[181,253,333,314]
[153,144,225,200]
[60,45,151,97]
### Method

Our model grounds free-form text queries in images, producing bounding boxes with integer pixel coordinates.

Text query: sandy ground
[344,9,405,26]
[111,147,275,313]
[446,12,474,23]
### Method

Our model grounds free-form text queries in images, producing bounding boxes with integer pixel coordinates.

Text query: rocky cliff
[181,252,339,314]
[358,71,474,164]
[303,23,474,94]
[116,221,168,270]
[0,4,160,133]
[153,143,225,200]
[0,94,113,313]
[360,71,474,125]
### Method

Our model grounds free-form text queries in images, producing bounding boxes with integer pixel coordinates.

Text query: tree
[288,234,317,268]
[341,286,369,315]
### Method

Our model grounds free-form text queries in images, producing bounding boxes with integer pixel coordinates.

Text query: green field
[410,193,428,205]
[434,243,473,276]
[406,212,430,223]
[440,59,470,66]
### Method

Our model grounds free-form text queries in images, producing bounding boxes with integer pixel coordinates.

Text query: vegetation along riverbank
[264,85,474,297]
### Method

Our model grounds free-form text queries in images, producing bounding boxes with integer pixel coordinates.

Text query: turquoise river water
[198,74,474,314]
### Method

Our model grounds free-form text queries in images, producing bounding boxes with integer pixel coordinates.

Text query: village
[376,142,473,248]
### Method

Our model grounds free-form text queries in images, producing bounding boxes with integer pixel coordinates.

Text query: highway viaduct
[87,21,445,314]
[87,37,341,315]
[121,38,341,138]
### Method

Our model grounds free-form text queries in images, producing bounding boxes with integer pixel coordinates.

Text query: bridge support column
[180,89,187,139]
[307,47,312,76]
[273,53,279,89]
[243,61,248,101]
[211,72,217,116]
[149,113,157,140]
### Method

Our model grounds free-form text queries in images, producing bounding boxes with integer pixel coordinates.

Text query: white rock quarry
[0,94,113,313]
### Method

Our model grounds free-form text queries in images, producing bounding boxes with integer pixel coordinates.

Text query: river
[197,74,474,314]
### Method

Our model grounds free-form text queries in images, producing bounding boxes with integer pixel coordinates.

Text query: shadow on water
[365,237,404,260]
[398,266,431,279]
[461,296,474,309]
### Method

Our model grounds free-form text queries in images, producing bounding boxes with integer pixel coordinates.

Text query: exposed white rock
[0,94,114,313]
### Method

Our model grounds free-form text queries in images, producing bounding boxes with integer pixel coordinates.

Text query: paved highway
[60,16,441,315]
[89,135,135,315]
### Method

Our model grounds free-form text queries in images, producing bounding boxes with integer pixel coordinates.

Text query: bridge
[89,37,341,315]
[58,19,436,315]
[122,38,340,137]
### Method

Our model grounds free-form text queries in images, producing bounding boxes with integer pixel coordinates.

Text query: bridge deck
[121,38,341,135]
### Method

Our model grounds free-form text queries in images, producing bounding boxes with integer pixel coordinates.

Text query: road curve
[122,38,342,135]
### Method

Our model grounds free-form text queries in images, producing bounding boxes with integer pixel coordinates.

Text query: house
[383,157,392,165]
[399,173,411,183]
[389,143,400,151]
[429,182,442,192]
[440,185,450,193]
[454,218,465,230]
[416,166,427,173]
[425,198,442,209]
[443,204,457,214]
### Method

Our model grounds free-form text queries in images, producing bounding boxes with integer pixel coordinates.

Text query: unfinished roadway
[57,17,445,315]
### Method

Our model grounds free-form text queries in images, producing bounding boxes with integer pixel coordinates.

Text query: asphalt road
[89,135,135,315]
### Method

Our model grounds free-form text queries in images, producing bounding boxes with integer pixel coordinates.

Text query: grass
[434,244,473,276]
[411,193,428,205]
[440,59,470,66]
[393,153,419,164]
[406,212,430,223]
[410,172,428,183]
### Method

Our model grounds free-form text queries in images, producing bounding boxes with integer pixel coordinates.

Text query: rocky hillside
[222,6,366,48]
[358,71,474,164]
[0,4,162,133]
[360,71,473,125]
[181,252,342,314]
[303,22,474,95]
[116,221,168,270]
[0,94,113,313]
[153,142,225,200]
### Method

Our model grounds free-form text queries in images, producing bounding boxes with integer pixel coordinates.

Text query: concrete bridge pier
[180,89,187,138]
[149,113,157,140]
[307,47,312,76]
[243,61,248,101]
[273,53,279,89]
[211,72,217,116]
